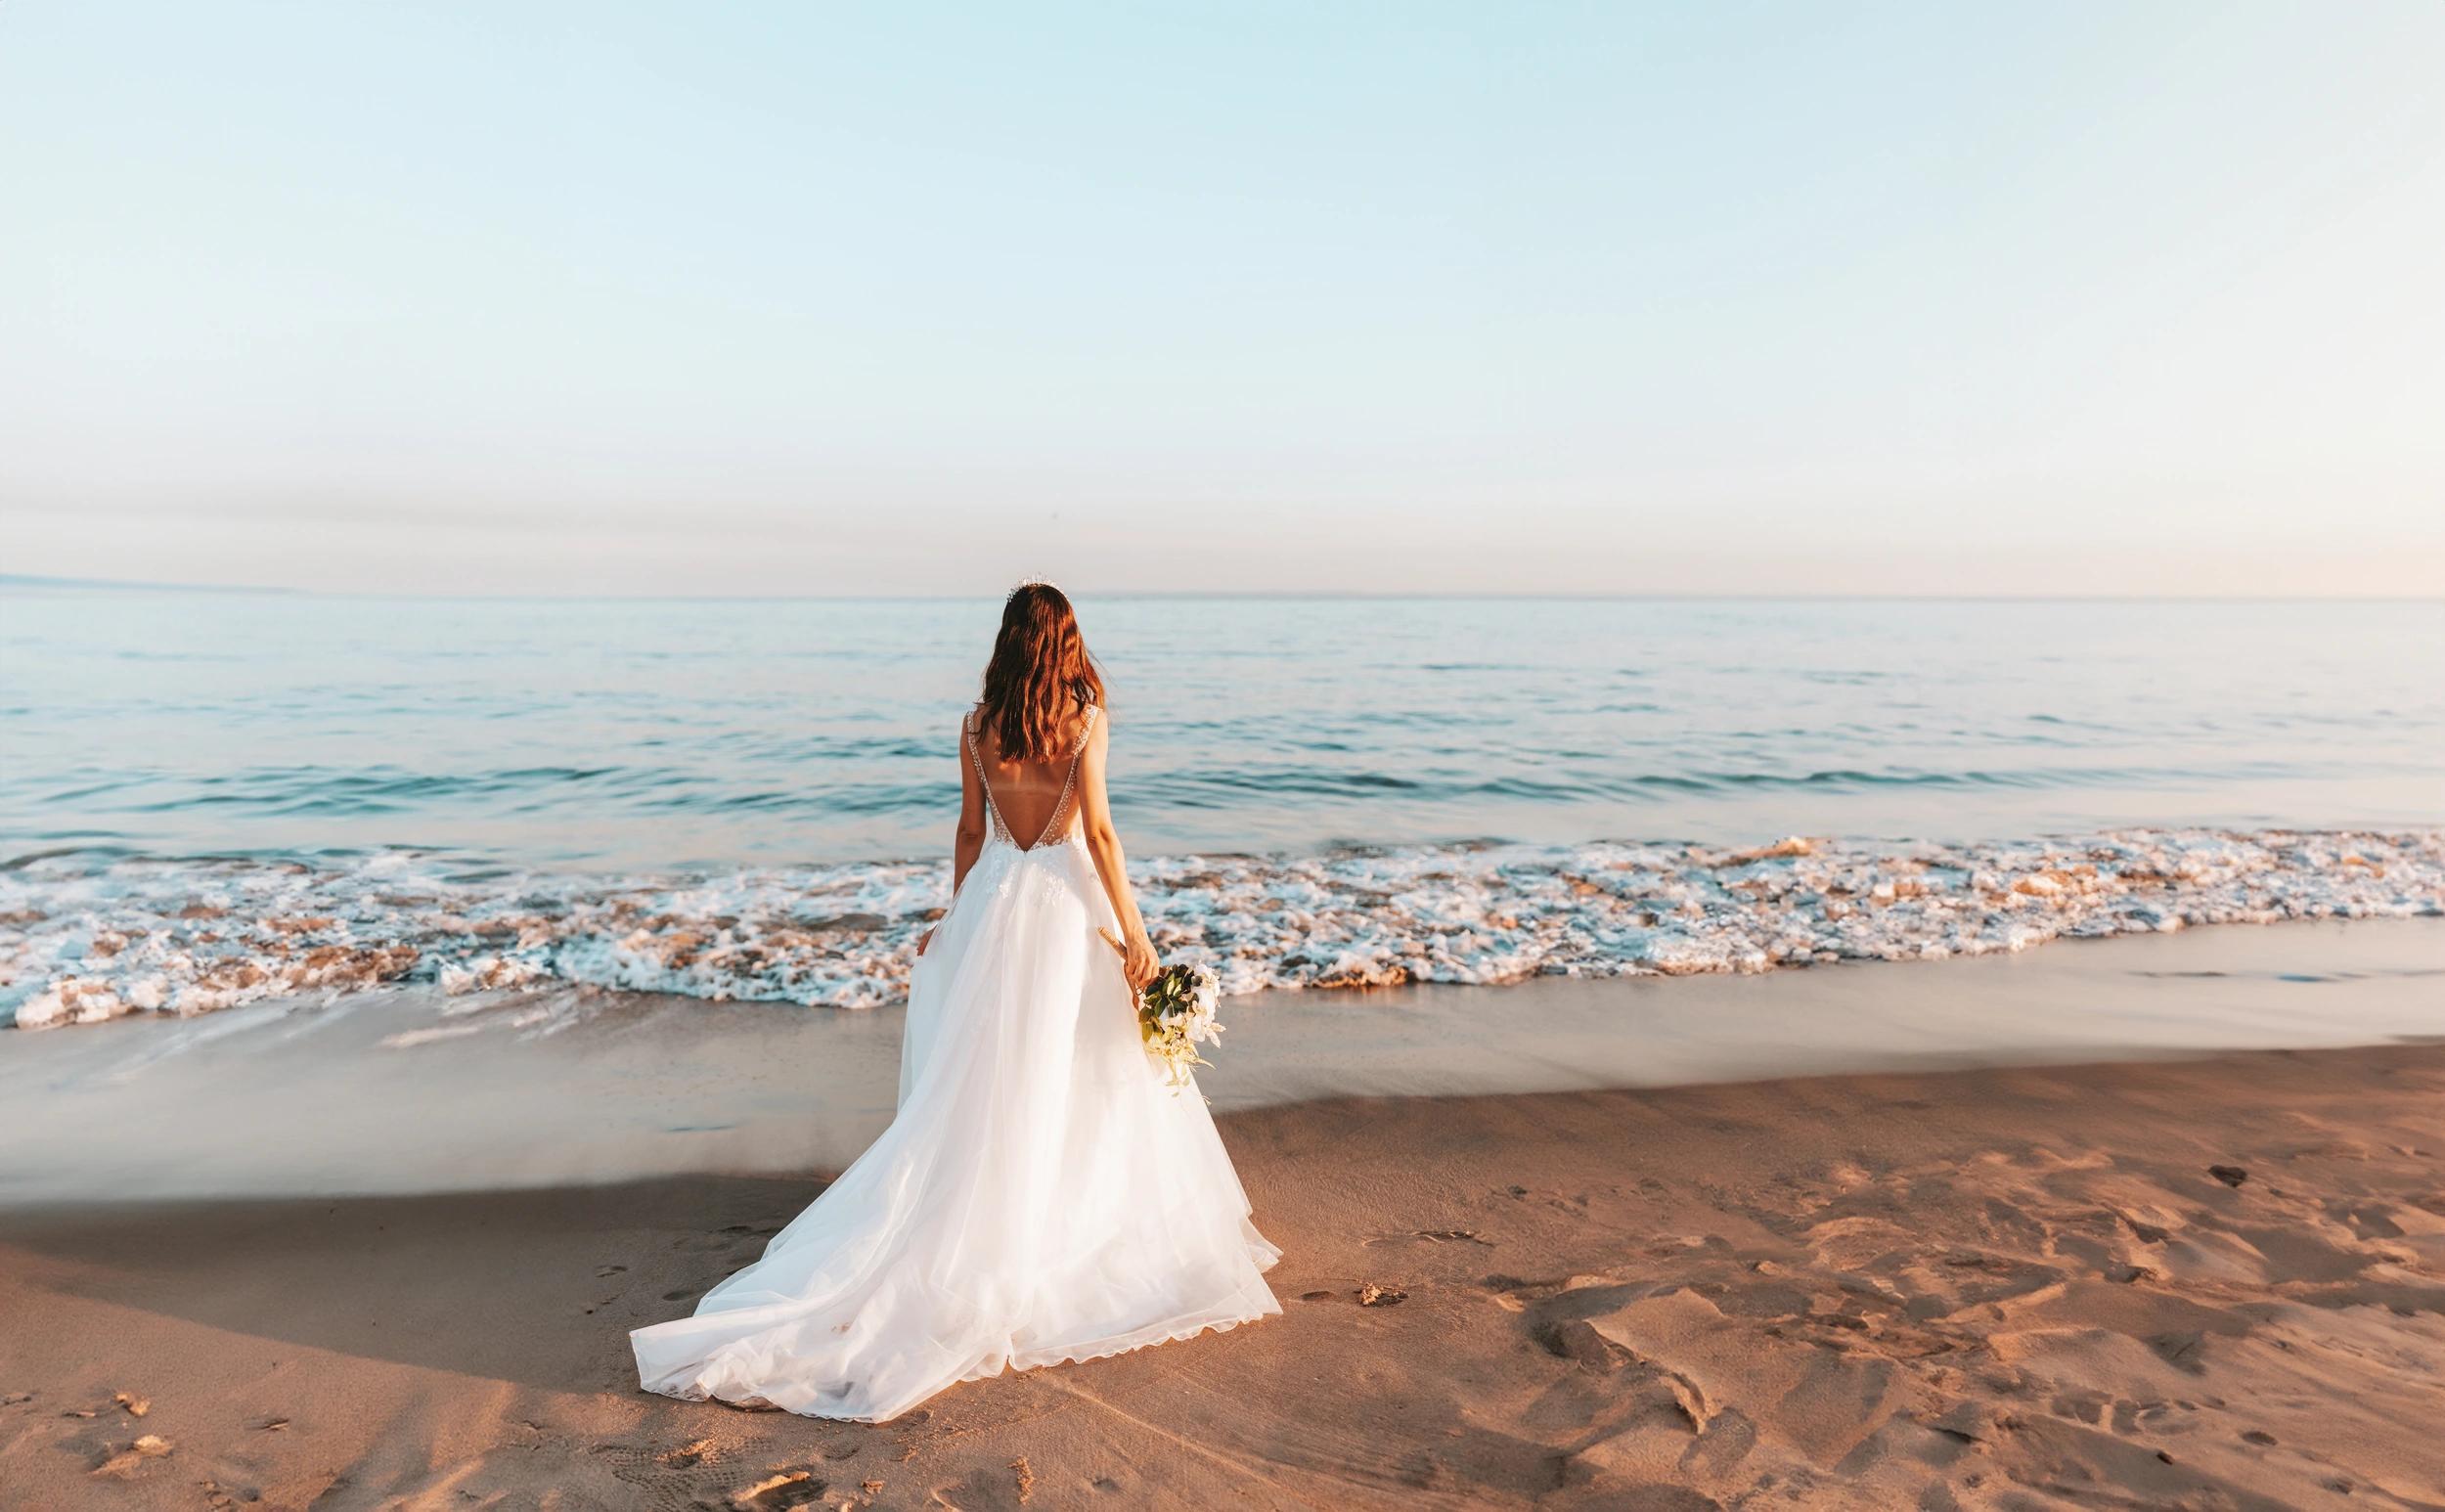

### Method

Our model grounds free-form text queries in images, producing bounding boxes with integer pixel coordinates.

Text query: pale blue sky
[3,2,2440,596]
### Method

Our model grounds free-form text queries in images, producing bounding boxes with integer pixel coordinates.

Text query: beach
[5,590,2441,1506]
[6,922,2442,1509]
[11,0,2445,1499]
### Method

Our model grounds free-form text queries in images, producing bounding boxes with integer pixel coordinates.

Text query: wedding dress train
[631,706,1280,1421]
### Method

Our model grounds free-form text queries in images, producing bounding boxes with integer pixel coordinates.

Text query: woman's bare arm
[950,713,987,894]
[1076,714,1158,989]
[922,714,989,956]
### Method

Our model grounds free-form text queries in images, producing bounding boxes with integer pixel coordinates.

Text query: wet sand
[3,918,2441,1206]
[3,923,2443,1507]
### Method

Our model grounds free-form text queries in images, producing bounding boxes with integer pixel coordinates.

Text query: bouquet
[1101,931,1223,1089]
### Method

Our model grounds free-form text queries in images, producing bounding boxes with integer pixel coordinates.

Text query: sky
[2,2,2441,598]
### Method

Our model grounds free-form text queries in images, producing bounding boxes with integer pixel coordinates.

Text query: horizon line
[3,574,2441,606]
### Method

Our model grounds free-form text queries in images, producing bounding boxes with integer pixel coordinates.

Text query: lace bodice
[965,705,1100,851]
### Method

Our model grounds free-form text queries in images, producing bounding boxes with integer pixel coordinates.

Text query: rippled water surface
[5,590,2441,1026]
[7,592,2440,867]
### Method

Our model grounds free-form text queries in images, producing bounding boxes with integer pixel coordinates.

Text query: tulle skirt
[630,833,1281,1421]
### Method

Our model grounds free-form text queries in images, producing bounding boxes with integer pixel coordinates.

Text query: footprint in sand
[1363,1227,1494,1247]
[728,1469,823,1509]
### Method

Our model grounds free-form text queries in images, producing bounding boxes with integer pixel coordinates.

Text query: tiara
[1008,576,1063,596]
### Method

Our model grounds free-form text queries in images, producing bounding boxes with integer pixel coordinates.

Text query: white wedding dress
[632,705,1281,1421]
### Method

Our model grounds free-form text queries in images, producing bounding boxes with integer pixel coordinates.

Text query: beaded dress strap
[1033,706,1099,848]
[964,710,1012,844]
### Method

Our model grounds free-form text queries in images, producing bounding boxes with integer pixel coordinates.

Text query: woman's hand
[915,926,936,957]
[1122,928,1160,992]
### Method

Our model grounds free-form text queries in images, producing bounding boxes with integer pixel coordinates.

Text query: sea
[4,589,2440,1029]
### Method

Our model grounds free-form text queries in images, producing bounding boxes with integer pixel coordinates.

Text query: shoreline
[13,825,2441,1031]
[3,916,2439,1209]
[5,1043,2441,1507]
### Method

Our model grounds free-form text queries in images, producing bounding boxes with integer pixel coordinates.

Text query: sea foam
[3,829,2439,1030]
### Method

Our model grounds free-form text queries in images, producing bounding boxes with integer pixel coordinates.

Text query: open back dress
[630,703,1281,1420]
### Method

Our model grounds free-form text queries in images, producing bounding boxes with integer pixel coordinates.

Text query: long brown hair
[978,583,1105,763]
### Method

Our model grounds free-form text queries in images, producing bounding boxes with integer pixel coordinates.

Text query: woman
[632,582,1281,1421]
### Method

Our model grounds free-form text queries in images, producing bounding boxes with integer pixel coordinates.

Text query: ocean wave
[4,828,2438,1031]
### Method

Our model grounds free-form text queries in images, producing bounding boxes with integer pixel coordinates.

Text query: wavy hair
[978,583,1105,763]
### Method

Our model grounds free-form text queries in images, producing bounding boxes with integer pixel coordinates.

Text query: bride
[632,582,1281,1421]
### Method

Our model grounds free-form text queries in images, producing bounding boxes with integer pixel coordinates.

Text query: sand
[4,1042,2443,1507]
[4,922,2443,1507]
